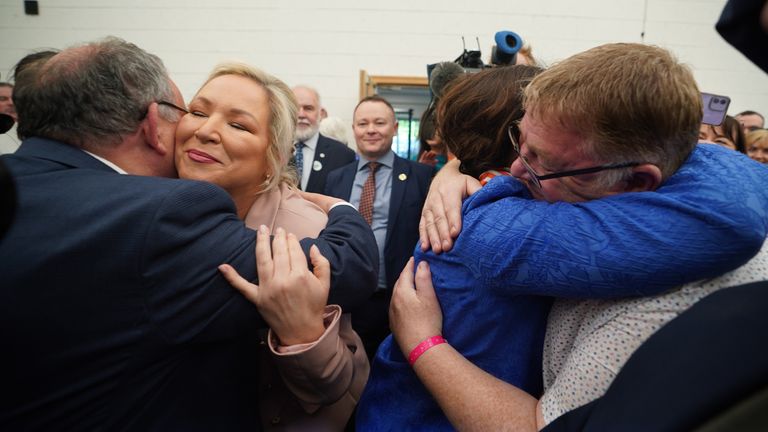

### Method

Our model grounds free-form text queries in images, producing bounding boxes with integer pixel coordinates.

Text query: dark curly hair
[437,65,543,178]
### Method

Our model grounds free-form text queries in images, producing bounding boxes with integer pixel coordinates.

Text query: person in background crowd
[291,85,355,193]
[0,83,15,121]
[325,95,433,359]
[746,128,768,163]
[699,114,746,153]
[416,107,449,171]
[736,110,765,134]
[0,83,18,154]
[319,115,352,147]
[358,64,548,431]
[0,50,58,154]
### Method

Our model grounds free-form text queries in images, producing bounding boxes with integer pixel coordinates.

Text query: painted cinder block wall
[1,0,766,129]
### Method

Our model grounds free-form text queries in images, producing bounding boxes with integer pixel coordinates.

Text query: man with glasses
[0,37,377,430]
[388,43,768,430]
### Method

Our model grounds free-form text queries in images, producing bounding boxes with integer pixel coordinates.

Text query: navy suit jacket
[325,154,432,291]
[0,138,377,431]
[302,134,355,194]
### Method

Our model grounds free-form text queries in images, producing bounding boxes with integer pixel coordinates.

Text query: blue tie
[294,142,305,184]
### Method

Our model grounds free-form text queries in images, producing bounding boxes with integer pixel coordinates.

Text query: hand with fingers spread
[389,258,444,356]
[418,159,481,254]
[219,225,329,346]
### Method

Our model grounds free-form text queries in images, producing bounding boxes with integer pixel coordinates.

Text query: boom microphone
[491,31,523,66]
[429,62,466,99]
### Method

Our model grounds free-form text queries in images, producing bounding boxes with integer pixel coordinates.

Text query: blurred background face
[353,101,398,160]
[293,86,320,142]
[737,113,764,134]
[699,123,737,150]
[748,136,768,164]
[0,86,16,121]
[175,74,271,200]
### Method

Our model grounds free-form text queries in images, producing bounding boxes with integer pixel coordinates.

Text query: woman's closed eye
[230,122,249,132]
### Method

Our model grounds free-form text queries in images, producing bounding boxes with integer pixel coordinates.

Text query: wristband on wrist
[408,335,447,366]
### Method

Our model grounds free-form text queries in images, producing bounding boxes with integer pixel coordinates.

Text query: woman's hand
[389,258,444,356]
[419,159,482,253]
[418,150,439,167]
[219,225,329,346]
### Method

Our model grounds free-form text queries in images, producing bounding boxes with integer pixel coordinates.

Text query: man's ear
[140,102,168,156]
[623,163,662,192]
[320,108,328,120]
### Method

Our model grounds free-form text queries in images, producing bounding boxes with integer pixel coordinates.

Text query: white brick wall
[1,0,766,125]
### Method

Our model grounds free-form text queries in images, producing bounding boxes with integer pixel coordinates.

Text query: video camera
[428,30,525,99]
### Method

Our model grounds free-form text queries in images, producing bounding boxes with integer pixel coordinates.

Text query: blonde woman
[175,62,369,430]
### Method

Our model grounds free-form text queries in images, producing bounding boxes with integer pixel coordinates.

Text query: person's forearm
[412,343,539,432]
[301,205,378,308]
[270,305,359,407]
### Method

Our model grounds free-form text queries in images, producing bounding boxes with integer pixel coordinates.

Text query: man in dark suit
[0,37,377,431]
[292,85,356,193]
[326,95,432,358]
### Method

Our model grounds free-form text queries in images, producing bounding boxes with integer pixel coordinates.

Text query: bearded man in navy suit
[0,37,376,431]
[325,95,432,358]
[292,85,355,193]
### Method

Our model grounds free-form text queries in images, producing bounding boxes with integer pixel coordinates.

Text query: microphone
[429,62,466,99]
[0,114,13,134]
[491,31,523,66]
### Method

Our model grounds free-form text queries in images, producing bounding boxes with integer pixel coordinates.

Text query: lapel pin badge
[398,173,407,181]
[313,160,323,171]
[319,153,325,158]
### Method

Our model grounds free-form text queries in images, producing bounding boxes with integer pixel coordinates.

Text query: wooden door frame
[359,70,428,99]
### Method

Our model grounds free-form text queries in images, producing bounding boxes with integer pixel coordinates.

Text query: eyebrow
[194,96,260,125]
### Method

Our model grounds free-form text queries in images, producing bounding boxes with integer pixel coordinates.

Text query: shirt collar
[82,150,128,174]
[357,149,395,171]
[299,131,320,151]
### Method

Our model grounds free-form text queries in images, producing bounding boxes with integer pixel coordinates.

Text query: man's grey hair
[14,36,176,147]
[293,84,322,107]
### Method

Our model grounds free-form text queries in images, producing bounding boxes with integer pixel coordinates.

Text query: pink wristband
[408,335,447,366]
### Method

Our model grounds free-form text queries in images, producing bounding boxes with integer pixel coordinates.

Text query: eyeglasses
[158,100,189,115]
[507,125,640,190]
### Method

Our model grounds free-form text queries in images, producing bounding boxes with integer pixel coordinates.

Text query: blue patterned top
[357,144,768,431]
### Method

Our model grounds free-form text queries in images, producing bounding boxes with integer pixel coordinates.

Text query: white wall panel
[1,0,766,126]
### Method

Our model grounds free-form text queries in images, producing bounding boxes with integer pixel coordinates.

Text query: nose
[509,156,528,179]
[194,117,221,144]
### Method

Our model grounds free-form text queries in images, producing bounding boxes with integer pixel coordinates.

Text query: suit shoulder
[320,134,355,156]
[328,159,358,177]
[128,176,236,215]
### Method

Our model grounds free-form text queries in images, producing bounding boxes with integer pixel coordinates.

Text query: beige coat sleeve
[268,305,370,413]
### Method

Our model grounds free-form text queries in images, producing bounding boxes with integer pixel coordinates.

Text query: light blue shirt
[349,150,394,291]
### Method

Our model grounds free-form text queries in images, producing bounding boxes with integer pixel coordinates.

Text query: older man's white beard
[295,124,319,142]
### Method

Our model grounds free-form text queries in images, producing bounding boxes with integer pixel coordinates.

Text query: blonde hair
[746,129,768,147]
[524,43,701,185]
[202,62,298,192]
